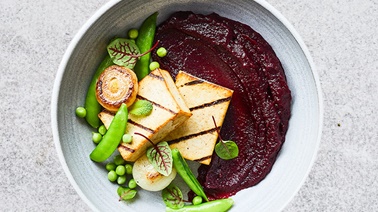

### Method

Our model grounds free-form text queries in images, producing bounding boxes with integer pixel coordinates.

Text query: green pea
[128,29,139,39]
[156,47,167,57]
[125,164,133,175]
[98,125,107,135]
[149,61,160,71]
[108,170,117,182]
[75,107,87,118]
[128,179,137,189]
[192,196,203,205]
[114,155,125,166]
[122,134,132,143]
[116,165,126,176]
[92,132,102,144]
[117,175,127,185]
[105,162,116,171]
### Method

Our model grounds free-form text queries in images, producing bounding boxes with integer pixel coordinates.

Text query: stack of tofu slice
[99,69,233,165]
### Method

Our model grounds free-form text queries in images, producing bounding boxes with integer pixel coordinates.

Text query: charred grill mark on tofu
[180,79,204,87]
[167,127,220,145]
[148,72,164,81]
[128,119,155,134]
[189,97,232,111]
[194,155,212,163]
[118,145,135,153]
[136,95,177,115]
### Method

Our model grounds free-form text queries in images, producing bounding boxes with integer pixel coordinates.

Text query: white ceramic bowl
[52,0,323,211]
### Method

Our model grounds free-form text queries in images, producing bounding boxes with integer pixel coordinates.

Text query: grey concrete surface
[1,0,377,211]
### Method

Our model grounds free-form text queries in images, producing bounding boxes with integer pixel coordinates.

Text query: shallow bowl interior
[52,0,322,211]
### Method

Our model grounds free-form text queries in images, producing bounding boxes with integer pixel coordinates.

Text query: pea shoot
[212,116,239,160]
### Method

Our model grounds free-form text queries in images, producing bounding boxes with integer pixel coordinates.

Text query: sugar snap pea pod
[171,149,209,202]
[134,12,158,80]
[90,103,128,162]
[165,198,234,212]
[85,55,114,128]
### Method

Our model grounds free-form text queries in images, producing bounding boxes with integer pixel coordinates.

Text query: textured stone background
[1,0,377,211]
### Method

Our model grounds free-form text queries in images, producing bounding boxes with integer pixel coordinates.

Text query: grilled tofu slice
[98,69,191,162]
[165,71,233,165]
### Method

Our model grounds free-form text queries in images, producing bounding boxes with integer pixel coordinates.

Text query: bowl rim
[51,0,323,211]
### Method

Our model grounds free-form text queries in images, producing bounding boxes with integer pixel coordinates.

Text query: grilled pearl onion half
[96,65,138,112]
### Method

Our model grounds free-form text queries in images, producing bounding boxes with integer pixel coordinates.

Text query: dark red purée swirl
[152,12,292,199]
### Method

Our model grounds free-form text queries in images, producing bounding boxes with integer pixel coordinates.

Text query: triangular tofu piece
[165,71,233,165]
[99,69,191,162]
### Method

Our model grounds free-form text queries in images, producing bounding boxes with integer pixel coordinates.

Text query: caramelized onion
[96,65,138,112]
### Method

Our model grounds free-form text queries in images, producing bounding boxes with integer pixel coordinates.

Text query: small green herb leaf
[107,38,140,69]
[162,184,184,209]
[215,140,239,160]
[117,186,137,201]
[147,141,173,176]
[129,100,153,116]
[212,116,239,160]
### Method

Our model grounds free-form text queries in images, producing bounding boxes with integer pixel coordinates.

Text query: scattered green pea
[92,132,102,144]
[125,164,133,175]
[114,155,125,166]
[128,179,137,189]
[156,47,167,57]
[192,196,203,205]
[108,170,117,182]
[117,175,127,185]
[105,162,116,171]
[128,28,139,39]
[116,165,126,176]
[75,107,87,118]
[98,125,107,135]
[122,134,132,143]
[149,61,160,71]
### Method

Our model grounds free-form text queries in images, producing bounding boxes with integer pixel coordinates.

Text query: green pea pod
[165,198,234,212]
[90,103,128,162]
[85,55,114,128]
[134,12,158,80]
[171,149,209,202]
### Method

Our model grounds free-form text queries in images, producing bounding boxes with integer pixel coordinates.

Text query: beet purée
[152,12,292,199]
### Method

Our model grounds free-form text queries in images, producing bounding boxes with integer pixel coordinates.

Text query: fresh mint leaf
[129,100,153,116]
[162,184,184,209]
[146,141,173,176]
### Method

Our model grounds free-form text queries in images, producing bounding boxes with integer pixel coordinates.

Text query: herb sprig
[134,132,173,176]
[212,116,239,160]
